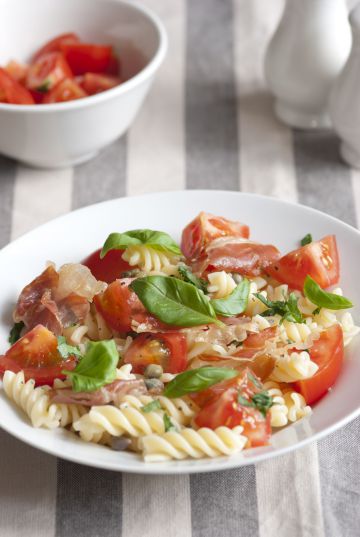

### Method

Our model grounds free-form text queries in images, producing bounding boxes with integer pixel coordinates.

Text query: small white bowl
[0,0,167,168]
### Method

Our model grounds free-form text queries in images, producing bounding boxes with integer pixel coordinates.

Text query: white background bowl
[0,0,167,168]
[0,190,359,474]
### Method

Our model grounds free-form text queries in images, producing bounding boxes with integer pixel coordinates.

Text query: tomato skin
[82,248,132,284]
[60,43,113,75]
[0,68,35,105]
[0,324,76,386]
[181,212,250,259]
[295,324,344,405]
[267,235,340,291]
[194,369,271,447]
[124,333,187,374]
[79,73,121,95]
[42,78,87,103]
[94,278,164,334]
[4,61,28,84]
[33,33,80,62]
[26,52,73,92]
[241,326,278,349]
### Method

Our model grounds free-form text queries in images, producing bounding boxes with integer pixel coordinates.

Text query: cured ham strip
[50,378,147,406]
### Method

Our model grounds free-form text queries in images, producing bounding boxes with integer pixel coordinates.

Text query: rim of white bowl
[0,0,168,113]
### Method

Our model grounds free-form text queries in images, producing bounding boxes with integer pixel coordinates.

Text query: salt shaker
[330,5,360,168]
[264,0,351,129]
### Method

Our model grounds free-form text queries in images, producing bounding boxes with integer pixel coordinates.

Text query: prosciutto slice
[50,378,147,406]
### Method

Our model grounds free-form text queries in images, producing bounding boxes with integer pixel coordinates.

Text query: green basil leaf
[8,321,24,345]
[163,367,238,398]
[211,278,250,317]
[57,336,82,360]
[301,233,312,246]
[130,276,223,328]
[238,391,273,418]
[178,265,208,294]
[255,292,304,323]
[304,275,353,310]
[163,413,177,432]
[64,340,119,392]
[141,400,162,413]
[101,229,181,258]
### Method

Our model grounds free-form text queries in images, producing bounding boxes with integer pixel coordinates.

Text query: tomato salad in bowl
[0,32,122,105]
[0,212,358,462]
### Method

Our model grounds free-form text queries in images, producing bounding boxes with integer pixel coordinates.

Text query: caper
[144,378,164,393]
[144,364,164,379]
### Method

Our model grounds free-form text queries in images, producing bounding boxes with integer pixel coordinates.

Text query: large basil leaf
[211,278,250,317]
[304,275,353,310]
[163,367,238,398]
[130,275,222,327]
[64,340,119,392]
[100,229,181,258]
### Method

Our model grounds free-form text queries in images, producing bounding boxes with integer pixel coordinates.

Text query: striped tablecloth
[1,1,359,536]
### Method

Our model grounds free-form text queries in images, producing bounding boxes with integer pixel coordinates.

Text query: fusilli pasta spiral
[207,271,236,298]
[270,351,318,383]
[122,245,179,275]
[118,394,196,426]
[139,426,247,461]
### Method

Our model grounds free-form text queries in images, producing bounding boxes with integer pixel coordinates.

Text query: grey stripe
[185,0,239,190]
[55,461,122,537]
[0,156,16,247]
[72,137,127,209]
[294,130,360,535]
[56,139,127,536]
[190,467,259,537]
[294,131,356,226]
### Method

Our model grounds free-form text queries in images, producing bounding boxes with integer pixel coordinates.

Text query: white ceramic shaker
[330,5,360,168]
[264,0,351,129]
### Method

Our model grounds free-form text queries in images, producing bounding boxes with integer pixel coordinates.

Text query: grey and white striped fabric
[0,1,359,535]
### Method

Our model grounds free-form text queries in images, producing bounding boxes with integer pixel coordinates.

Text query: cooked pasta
[117,394,196,426]
[3,371,61,429]
[270,350,319,383]
[264,380,311,427]
[207,271,236,298]
[139,426,247,461]
[283,390,312,422]
[122,245,179,275]
[84,303,113,341]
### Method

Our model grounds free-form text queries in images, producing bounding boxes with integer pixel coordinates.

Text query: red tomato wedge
[79,73,121,95]
[295,324,344,405]
[60,43,113,75]
[181,212,250,260]
[0,68,35,104]
[4,61,28,84]
[192,239,280,277]
[124,333,187,374]
[42,78,87,103]
[0,325,76,386]
[94,278,164,334]
[194,369,271,447]
[82,248,132,283]
[267,235,340,290]
[32,32,80,62]
[26,52,73,92]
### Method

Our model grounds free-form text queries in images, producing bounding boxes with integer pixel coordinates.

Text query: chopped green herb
[229,340,243,348]
[255,292,304,324]
[247,371,262,389]
[313,307,321,315]
[178,265,208,294]
[304,276,353,310]
[238,391,273,418]
[8,321,24,345]
[301,233,312,246]
[163,413,176,432]
[57,336,82,360]
[37,79,51,93]
[141,400,162,413]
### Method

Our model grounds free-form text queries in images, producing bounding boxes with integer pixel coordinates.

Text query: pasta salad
[1,212,358,462]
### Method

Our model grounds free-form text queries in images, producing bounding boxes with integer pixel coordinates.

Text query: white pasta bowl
[0,0,167,168]
[0,190,360,474]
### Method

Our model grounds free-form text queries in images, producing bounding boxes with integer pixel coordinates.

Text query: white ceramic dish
[0,0,167,168]
[0,190,359,474]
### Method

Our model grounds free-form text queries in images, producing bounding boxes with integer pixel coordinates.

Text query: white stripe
[122,474,192,537]
[233,0,297,201]
[256,445,325,536]
[126,0,186,195]
[233,1,325,534]
[351,168,360,228]
[11,166,73,240]
[4,164,73,537]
